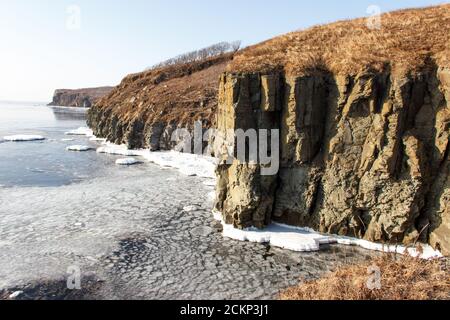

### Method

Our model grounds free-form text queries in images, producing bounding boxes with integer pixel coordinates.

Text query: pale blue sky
[0,0,447,102]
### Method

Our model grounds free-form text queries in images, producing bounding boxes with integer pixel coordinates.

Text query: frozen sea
[0,101,376,300]
[0,102,114,187]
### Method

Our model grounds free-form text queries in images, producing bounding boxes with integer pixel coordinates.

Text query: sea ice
[183,205,199,212]
[66,145,91,152]
[9,291,23,299]
[65,127,94,137]
[89,137,106,142]
[61,138,75,142]
[214,211,443,259]
[115,158,140,165]
[97,145,141,157]
[3,135,45,142]
[140,150,218,179]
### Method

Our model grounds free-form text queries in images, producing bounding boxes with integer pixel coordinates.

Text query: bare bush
[148,41,241,71]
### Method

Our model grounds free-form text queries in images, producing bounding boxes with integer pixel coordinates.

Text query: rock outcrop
[214,5,450,254]
[87,54,233,150]
[49,87,114,108]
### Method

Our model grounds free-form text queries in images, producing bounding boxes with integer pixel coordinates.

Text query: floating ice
[115,158,140,165]
[61,138,75,142]
[65,127,94,136]
[183,205,199,212]
[3,135,45,142]
[9,291,23,299]
[214,211,442,259]
[97,144,141,157]
[66,145,91,152]
[140,150,218,179]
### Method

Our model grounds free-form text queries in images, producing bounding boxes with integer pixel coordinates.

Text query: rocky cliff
[214,5,450,254]
[49,87,114,108]
[87,54,233,150]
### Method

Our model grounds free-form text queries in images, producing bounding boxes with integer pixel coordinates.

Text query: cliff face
[87,54,233,150]
[214,5,450,254]
[49,87,114,108]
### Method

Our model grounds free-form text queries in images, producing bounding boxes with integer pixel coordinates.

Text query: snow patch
[140,150,218,179]
[61,138,75,142]
[214,211,442,259]
[3,135,45,142]
[183,205,199,212]
[66,145,91,152]
[115,158,140,166]
[96,144,141,157]
[65,127,94,137]
[9,291,23,299]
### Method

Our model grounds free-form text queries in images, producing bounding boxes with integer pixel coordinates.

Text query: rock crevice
[214,64,450,254]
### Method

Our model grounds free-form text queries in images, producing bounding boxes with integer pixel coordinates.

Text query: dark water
[0,102,113,187]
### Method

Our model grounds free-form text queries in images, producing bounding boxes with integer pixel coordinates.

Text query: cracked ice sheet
[215,213,442,259]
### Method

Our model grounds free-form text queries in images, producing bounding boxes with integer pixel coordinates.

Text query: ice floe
[214,211,442,259]
[66,145,92,152]
[94,142,218,178]
[183,205,200,212]
[61,138,75,142]
[9,291,23,299]
[3,135,45,142]
[96,144,141,157]
[65,127,94,136]
[115,158,140,165]
[140,150,218,179]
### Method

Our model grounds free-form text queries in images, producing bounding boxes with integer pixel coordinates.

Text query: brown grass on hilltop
[280,255,450,300]
[230,4,450,76]
[94,53,234,127]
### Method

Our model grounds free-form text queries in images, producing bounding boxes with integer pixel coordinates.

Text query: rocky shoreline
[49,87,114,108]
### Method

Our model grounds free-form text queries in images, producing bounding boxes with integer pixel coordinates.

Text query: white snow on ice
[115,158,140,166]
[96,144,142,157]
[213,211,442,259]
[61,138,75,142]
[94,143,217,178]
[183,205,200,212]
[3,135,45,142]
[139,150,218,179]
[65,127,94,137]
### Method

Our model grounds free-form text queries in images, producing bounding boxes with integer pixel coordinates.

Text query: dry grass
[230,4,450,76]
[94,53,234,127]
[280,255,450,300]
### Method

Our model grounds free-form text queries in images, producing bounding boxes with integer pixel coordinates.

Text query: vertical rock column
[214,73,281,229]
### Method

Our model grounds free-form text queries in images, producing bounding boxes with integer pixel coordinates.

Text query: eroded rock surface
[214,67,449,254]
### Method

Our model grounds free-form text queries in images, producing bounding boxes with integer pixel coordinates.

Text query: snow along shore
[213,211,443,260]
[68,127,443,259]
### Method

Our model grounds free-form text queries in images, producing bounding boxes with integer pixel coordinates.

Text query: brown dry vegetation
[94,53,234,127]
[230,4,450,76]
[280,256,450,300]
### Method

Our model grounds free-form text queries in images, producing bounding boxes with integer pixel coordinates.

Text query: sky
[0,0,447,102]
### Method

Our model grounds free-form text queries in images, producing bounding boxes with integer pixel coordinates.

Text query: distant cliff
[87,53,233,150]
[48,87,114,108]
